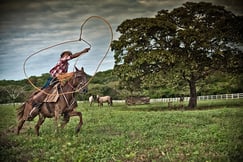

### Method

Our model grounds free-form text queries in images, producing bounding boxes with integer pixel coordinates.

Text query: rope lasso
[23,15,113,95]
[75,16,113,92]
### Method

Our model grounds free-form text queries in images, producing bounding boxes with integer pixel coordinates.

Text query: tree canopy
[111,2,243,108]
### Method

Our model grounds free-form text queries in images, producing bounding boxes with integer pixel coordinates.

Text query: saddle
[43,72,73,102]
[30,73,73,104]
[43,84,59,102]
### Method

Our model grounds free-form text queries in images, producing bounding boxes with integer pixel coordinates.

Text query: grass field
[0,99,243,162]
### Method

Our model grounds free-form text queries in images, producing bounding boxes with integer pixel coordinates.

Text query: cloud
[0,0,242,80]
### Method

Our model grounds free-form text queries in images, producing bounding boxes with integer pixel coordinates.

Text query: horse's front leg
[68,110,83,133]
[35,114,45,136]
[54,105,62,132]
[61,112,70,129]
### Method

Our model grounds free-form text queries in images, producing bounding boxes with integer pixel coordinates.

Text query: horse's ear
[74,66,79,71]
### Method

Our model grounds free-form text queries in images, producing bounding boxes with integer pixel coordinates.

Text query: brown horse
[16,67,88,136]
[96,95,113,107]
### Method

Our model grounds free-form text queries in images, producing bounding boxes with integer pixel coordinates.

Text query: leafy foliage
[0,70,242,103]
[111,2,243,108]
[84,70,120,100]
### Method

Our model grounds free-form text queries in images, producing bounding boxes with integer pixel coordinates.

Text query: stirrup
[32,102,42,109]
[29,106,37,114]
[28,107,37,121]
[29,103,42,115]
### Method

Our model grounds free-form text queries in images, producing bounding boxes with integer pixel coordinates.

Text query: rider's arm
[70,48,90,59]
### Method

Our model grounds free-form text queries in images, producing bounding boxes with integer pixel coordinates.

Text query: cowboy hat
[60,51,72,57]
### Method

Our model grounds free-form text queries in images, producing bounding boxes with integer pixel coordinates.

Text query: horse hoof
[75,128,80,133]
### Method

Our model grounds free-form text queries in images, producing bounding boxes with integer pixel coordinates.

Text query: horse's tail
[16,103,26,121]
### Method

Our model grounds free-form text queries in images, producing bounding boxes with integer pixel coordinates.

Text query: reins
[23,15,113,95]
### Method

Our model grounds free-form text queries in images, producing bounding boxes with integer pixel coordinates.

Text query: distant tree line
[0,70,242,104]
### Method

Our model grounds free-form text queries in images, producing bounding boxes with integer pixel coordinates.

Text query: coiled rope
[23,15,113,95]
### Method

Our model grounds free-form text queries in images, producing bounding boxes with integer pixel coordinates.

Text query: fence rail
[113,93,243,103]
[151,93,243,103]
[2,93,243,105]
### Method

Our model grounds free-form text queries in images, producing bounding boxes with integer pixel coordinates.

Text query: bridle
[65,71,86,91]
[60,71,87,109]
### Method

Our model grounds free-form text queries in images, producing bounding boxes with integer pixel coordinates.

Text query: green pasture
[0,99,243,162]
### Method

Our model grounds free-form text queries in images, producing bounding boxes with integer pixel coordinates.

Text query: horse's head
[71,66,88,93]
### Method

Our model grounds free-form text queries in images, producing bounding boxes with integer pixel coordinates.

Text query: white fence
[151,93,243,103]
[113,93,243,103]
[2,93,243,105]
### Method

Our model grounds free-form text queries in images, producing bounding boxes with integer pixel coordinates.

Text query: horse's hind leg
[16,102,32,134]
[35,115,45,136]
[16,119,25,135]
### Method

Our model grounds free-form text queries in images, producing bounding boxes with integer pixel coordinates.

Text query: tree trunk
[188,80,197,109]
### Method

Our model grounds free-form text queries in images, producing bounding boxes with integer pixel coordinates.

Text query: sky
[0,0,242,80]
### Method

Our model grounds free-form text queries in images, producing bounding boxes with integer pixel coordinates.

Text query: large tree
[111,2,243,108]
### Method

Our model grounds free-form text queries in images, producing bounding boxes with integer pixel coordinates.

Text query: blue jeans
[42,77,53,89]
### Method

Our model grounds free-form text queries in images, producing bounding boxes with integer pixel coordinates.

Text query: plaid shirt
[50,55,71,77]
